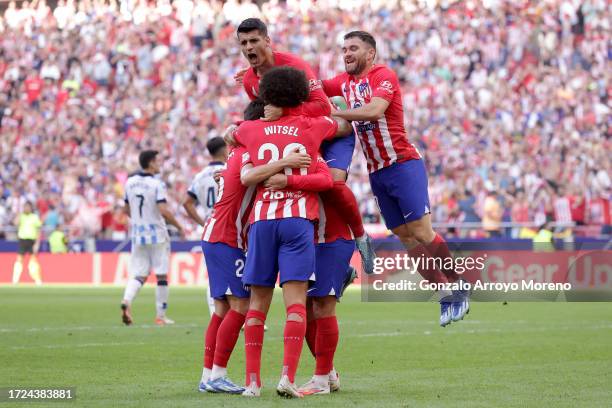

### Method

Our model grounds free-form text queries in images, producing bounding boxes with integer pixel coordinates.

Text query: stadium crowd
[0,0,609,240]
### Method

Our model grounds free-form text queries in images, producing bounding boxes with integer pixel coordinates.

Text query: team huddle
[120,18,471,398]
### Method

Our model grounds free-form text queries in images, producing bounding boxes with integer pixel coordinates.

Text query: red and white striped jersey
[235,116,338,224]
[315,196,353,244]
[554,196,573,223]
[202,147,255,250]
[323,64,421,173]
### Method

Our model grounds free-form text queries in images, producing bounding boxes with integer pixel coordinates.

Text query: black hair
[344,30,377,51]
[244,99,265,120]
[259,67,309,108]
[139,150,159,170]
[206,137,226,157]
[237,18,268,37]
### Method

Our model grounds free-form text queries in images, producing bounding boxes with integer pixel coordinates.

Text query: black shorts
[18,239,35,255]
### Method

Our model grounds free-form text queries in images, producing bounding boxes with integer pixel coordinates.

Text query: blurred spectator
[49,224,69,254]
[483,183,503,238]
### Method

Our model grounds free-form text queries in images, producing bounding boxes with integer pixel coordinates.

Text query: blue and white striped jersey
[124,172,169,245]
[187,161,226,223]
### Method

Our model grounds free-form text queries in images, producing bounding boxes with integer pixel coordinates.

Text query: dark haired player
[120,150,185,326]
[263,170,355,395]
[197,100,313,394]
[323,31,468,327]
[234,67,352,398]
[235,18,376,276]
[183,136,228,318]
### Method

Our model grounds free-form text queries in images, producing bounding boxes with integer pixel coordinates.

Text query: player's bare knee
[313,297,336,319]
[412,227,435,244]
[155,274,168,282]
[330,168,348,182]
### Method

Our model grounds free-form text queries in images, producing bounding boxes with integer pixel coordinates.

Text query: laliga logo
[379,80,393,90]
[309,79,322,91]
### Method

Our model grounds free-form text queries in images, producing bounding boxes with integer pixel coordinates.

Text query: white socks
[211,364,227,380]
[12,260,23,284]
[155,279,169,318]
[201,367,212,384]
[123,278,143,304]
[313,374,328,386]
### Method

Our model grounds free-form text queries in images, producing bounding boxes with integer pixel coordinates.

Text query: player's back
[316,196,353,244]
[202,147,255,249]
[235,115,338,222]
[188,161,226,222]
[124,172,169,245]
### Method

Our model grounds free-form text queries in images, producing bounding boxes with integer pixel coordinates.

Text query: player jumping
[323,31,469,327]
[235,67,352,398]
[235,18,376,276]
[120,150,185,326]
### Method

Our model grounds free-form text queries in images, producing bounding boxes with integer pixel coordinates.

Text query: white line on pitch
[0,323,200,333]
[11,341,147,350]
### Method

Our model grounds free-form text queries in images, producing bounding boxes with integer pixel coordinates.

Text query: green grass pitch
[1,287,611,407]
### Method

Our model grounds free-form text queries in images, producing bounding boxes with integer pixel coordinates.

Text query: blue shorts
[201,242,250,299]
[309,239,355,299]
[321,131,355,172]
[369,159,431,230]
[242,218,315,287]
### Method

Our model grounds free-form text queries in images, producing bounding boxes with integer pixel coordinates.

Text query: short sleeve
[322,75,344,97]
[234,122,249,147]
[242,70,258,101]
[156,181,168,203]
[312,116,338,142]
[371,67,398,102]
[187,179,198,201]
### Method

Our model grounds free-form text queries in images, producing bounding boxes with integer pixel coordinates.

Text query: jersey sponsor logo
[262,190,304,200]
[355,122,376,132]
[309,79,322,91]
[378,80,393,92]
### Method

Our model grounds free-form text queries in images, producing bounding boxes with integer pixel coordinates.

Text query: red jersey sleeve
[370,66,398,102]
[322,75,344,97]
[310,116,339,142]
[286,157,333,192]
[242,70,259,101]
[233,121,250,147]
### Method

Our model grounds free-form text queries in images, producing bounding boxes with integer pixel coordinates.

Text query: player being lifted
[120,150,185,326]
[183,137,228,317]
[197,100,313,394]
[235,18,376,276]
[235,67,352,398]
[323,31,469,327]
